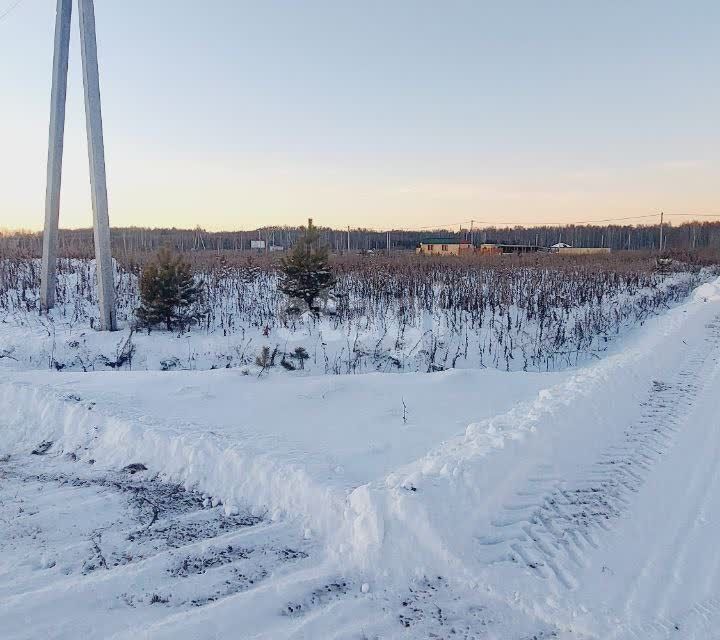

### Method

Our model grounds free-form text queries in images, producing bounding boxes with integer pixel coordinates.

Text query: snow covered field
[0,257,709,374]
[2,271,720,639]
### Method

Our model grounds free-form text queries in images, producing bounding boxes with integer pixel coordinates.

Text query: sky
[1,0,719,232]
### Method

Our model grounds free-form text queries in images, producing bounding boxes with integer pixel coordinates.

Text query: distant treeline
[1,221,720,256]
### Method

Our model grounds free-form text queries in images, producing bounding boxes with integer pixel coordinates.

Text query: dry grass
[1,249,716,372]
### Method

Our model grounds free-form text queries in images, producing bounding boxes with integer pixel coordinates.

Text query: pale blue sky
[1,0,719,230]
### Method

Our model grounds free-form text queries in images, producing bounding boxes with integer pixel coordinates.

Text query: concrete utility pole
[659,211,664,253]
[40,0,71,314]
[40,0,116,331]
[347,226,350,253]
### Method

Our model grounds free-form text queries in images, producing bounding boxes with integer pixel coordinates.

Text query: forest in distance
[2,219,720,257]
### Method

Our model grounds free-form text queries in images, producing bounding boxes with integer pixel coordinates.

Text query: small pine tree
[136,248,203,332]
[280,219,335,314]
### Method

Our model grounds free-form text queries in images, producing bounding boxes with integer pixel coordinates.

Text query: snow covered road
[2,277,720,638]
[477,310,720,638]
[572,314,720,638]
[0,454,567,639]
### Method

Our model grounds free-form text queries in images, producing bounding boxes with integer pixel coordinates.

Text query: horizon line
[3,214,720,236]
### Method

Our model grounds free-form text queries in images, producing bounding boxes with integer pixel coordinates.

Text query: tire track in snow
[609,319,720,639]
[638,353,720,618]
[477,315,720,591]
[0,453,578,640]
[619,595,720,640]
[0,452,318,637]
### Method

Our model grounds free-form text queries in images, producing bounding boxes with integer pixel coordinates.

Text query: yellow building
[416,238,473,256]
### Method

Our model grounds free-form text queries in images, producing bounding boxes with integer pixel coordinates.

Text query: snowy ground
[1,277,720,638]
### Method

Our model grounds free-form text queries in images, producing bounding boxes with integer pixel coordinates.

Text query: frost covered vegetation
[0,252,716,373]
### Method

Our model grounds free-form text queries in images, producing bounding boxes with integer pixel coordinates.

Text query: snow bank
[0,380,346,535]
[692,277,720,302]
[0,365,554,567]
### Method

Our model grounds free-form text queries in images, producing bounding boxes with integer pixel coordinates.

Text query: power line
[664,213,720,218]
[0,0,25,23]
[398,220,474,231]
[378,214,658,233]
[470,214,659,227]
[374,213,662,233]
[355,212,720,235]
